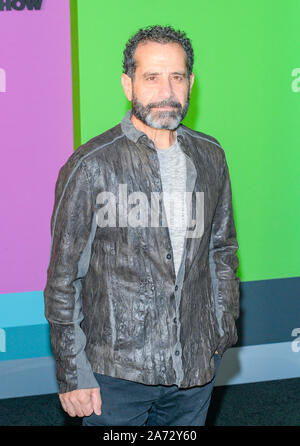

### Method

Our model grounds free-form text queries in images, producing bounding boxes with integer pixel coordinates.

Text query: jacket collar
[120,108,185,146]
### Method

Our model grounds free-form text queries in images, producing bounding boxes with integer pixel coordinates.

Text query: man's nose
[158,78,173,99]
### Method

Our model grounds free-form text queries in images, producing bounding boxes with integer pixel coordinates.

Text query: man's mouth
[152,106,177,110]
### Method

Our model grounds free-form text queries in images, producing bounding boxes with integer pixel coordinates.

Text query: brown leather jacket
[44,109,240,394]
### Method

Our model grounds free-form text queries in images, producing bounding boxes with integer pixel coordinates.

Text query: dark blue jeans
[82,353,221,426]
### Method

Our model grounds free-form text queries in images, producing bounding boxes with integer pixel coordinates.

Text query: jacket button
[175,285,178,291]
[173,317,177,323]
[166,253,172,260]
[175,350,180,356]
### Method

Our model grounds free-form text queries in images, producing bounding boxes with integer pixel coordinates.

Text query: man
[44,25,240,426]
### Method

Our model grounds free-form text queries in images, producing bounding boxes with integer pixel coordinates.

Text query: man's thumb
[91,388,102,415]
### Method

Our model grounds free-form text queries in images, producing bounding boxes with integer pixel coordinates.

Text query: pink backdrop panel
[0,0,74,293]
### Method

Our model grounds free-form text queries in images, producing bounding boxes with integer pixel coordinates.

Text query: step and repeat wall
[0,0,299,398]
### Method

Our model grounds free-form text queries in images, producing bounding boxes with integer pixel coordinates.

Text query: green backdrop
[70,0,300,282]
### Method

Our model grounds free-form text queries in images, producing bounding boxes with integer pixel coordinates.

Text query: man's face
[129,41,194,130]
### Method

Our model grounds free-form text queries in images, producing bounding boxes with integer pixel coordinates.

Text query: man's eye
[147,76,156,81]
[173,76,183,81]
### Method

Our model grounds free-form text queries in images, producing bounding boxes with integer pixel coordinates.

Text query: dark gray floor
[0,377,299,426]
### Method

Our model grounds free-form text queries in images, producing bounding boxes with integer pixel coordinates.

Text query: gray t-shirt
[156,136,187,277]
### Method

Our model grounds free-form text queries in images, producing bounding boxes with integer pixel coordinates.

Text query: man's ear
[189,72,195,94]
[121,73,133,102]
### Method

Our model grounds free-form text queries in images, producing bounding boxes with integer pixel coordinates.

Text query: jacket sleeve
[44,156,100,394]
[209,148,240,357]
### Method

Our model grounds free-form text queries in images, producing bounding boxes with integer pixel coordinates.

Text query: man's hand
[59,387,102,418]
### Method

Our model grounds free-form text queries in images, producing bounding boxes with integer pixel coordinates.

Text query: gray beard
[131,90,190,130]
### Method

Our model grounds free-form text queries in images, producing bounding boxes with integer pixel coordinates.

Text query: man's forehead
[134,41,187,69]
